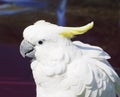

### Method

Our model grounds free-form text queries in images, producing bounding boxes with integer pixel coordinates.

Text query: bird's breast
[30,60,67,86]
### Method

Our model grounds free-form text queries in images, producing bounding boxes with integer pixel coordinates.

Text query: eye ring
[38,40,43,44]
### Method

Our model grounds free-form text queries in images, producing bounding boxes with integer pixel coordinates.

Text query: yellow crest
[60,22,94,38]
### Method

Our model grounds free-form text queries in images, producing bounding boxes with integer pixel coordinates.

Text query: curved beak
[20,39,35,58]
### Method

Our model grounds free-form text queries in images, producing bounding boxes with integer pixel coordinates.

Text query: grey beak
[20,39,35,58]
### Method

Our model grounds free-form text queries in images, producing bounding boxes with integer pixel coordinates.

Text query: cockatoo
[20,20,120,97]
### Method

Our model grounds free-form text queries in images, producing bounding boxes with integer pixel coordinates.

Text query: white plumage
[20,20,120,97]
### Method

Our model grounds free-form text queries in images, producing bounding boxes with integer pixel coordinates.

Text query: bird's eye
[38,40,43,45]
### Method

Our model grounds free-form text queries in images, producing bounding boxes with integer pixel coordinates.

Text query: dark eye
[38,40,43,44]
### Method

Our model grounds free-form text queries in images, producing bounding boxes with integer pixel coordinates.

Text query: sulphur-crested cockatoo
[20,20,120,97]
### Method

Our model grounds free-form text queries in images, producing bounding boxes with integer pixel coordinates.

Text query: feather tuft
[60,22,94,38]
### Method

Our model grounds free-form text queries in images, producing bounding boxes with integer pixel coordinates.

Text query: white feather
[22,20,120,97]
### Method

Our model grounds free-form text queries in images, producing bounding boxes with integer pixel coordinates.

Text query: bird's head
[20,20,94,59]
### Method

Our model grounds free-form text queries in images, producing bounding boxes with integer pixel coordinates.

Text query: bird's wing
[71,41,120,97]
[72,41,119,82]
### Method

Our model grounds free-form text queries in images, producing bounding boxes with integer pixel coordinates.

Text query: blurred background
[0,0,119,97]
